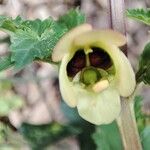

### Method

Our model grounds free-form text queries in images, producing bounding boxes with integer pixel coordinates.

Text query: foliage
[127,8,150,85]
[0,94,23,116]
[134,96,150,133]
[92,121,123,150]
[58,8,86,30]
[0,75,24,116]
[61,101,96,150]
[0,122,28,150]
[91,95,150,150]
[127,10,150,150]
[0,55,14,71]
[0,9,86,70]
[126,8,150,25]
[140,126,150,150]
[134,96,150,150]
[136,42,150,85]
[0,7,150,150]
[19,122,81,150]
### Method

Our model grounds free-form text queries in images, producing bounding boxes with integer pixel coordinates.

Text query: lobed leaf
[10,19,67,69]
[0,54,14,71]
[0,9,86,70]
[126,8,150,25]
[58,8,86,30]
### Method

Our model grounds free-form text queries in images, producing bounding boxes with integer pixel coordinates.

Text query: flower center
[80,67,101,85]
[67,47,113,78]
[89,47,112,69]
[67,50,86,77]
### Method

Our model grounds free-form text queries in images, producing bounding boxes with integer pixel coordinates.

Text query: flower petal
[76,86,121,125]
[114,50,136,97]
[59,53,121,124]
[59,54,77,107]
[52,24,92,62]
[73,30,126,47]
[73,32,135,97]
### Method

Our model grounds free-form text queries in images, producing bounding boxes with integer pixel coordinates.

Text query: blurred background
[0,0,150,150]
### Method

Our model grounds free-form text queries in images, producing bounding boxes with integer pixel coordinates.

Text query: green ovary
[80,67,101,85]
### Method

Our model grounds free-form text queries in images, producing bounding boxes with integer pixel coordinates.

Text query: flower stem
[116,92,142,150]
[108,0,142,149]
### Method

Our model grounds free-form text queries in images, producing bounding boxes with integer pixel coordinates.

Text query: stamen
[84,47,93,67]
[92,80,109,93]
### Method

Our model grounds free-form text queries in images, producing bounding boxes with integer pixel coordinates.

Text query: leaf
[126,8,150,25]
[19,122,81,150]
[136,42,150,84]
[134,96,150,150]
[10,18,67,69]
[140,126,150,150]
[61,101,83,123]
[0,54,14,71]
[0,16,17,32]
[92,121,123,150]
[58,8,86,30]
[61,101,96,150]
[0,16,24,32]
[134,96,149,133]
[0,94,24,116]
[0,9,86,70]
[0,122,27,149]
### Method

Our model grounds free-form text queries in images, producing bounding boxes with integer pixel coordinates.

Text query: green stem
[116,87,142,150]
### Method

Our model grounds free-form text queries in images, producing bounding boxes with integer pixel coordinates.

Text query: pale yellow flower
[52,24,136,125]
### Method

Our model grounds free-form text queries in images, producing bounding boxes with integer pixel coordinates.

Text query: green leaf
[134,96,149,133]
[0,122,27,149]
[0,16,17,32]
[10,18,67,69]
[61,101,96,150]
[58,8,86,30]
[0,9,86,70]
[0,94,24,116]
[140,126,150,150]
[92,121,123,150]
[0,54,14,71]
[61,101,83,123]
[126,8,150,25]
[19,122,80,150]
[0,16,23,32]
[136,42,150,84]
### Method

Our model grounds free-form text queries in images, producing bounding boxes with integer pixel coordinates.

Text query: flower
[52,24,136,125]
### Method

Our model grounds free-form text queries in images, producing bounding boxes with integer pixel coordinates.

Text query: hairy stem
[109,0,127,55]
[117,95,142,150]
[108,0,142,149]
